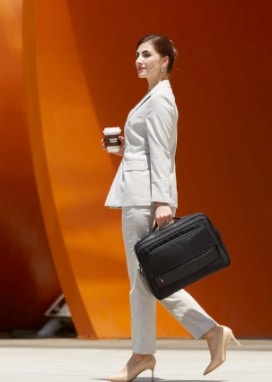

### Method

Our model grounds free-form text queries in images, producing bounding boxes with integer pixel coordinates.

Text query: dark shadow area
[0,317,76,339]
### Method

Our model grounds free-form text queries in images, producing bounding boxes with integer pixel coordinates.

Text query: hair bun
[170,40,178,58]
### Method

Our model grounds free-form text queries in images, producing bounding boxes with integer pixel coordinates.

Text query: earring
[161,67,164,73]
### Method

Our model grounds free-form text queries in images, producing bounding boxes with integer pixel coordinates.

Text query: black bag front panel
[148,225,214,275]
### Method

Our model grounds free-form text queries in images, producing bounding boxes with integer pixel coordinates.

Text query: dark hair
[136,34,178,73]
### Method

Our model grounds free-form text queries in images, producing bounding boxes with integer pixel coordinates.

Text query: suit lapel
[127,80,171,120]
[127,93,151,120]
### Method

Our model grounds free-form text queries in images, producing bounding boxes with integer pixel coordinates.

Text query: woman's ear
[162,56,169,72]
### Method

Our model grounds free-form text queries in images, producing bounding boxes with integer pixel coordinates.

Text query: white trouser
[122,206,216,354]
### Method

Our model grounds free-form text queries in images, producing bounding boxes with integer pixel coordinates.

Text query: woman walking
[103,34,240,381]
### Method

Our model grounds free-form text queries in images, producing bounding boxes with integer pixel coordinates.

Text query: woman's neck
[147,76,168,91]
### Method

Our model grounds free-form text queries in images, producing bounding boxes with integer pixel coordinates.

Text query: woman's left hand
[154,203,173,227]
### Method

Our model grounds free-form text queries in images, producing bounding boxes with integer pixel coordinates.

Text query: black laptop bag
[134,212,230,300]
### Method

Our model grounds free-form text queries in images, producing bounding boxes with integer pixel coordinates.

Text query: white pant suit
[122,206,216,354]
[105,80,217,354]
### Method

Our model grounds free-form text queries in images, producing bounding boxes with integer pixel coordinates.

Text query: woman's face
[135,41,168,83]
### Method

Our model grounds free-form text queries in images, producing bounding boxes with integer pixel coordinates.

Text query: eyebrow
[136,49,151,56]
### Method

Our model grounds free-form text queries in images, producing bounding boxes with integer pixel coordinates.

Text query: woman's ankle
[130,353,153,362]
[203,324,219,341]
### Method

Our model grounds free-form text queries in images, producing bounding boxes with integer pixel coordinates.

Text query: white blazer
[105,80,178,208]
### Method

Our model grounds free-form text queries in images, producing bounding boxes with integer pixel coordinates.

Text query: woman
[103,34,240,381]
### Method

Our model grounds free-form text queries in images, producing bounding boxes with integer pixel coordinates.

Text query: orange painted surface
[0,0,271,337]
[0,1,61,330]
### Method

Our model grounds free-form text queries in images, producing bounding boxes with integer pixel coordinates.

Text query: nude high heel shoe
[108,355,156,382]
[203,325,241,375]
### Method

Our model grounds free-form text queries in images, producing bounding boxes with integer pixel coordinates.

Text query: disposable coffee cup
[103,127,121,153]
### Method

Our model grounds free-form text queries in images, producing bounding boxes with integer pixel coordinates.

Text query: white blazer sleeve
[145,92,177,204]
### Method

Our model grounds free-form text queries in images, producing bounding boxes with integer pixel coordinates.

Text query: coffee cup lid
[103,127,121,135]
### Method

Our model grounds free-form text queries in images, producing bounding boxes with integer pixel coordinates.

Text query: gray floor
[0,338,271,382]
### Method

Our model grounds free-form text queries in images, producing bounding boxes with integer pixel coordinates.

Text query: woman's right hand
[154,203,173,228]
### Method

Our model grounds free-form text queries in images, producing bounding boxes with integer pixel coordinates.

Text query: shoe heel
[149,361,155,381]
[230,331,241,347]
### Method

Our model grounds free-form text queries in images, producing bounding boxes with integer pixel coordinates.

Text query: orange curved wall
[0,0,271,337]
[0,0,61,331]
